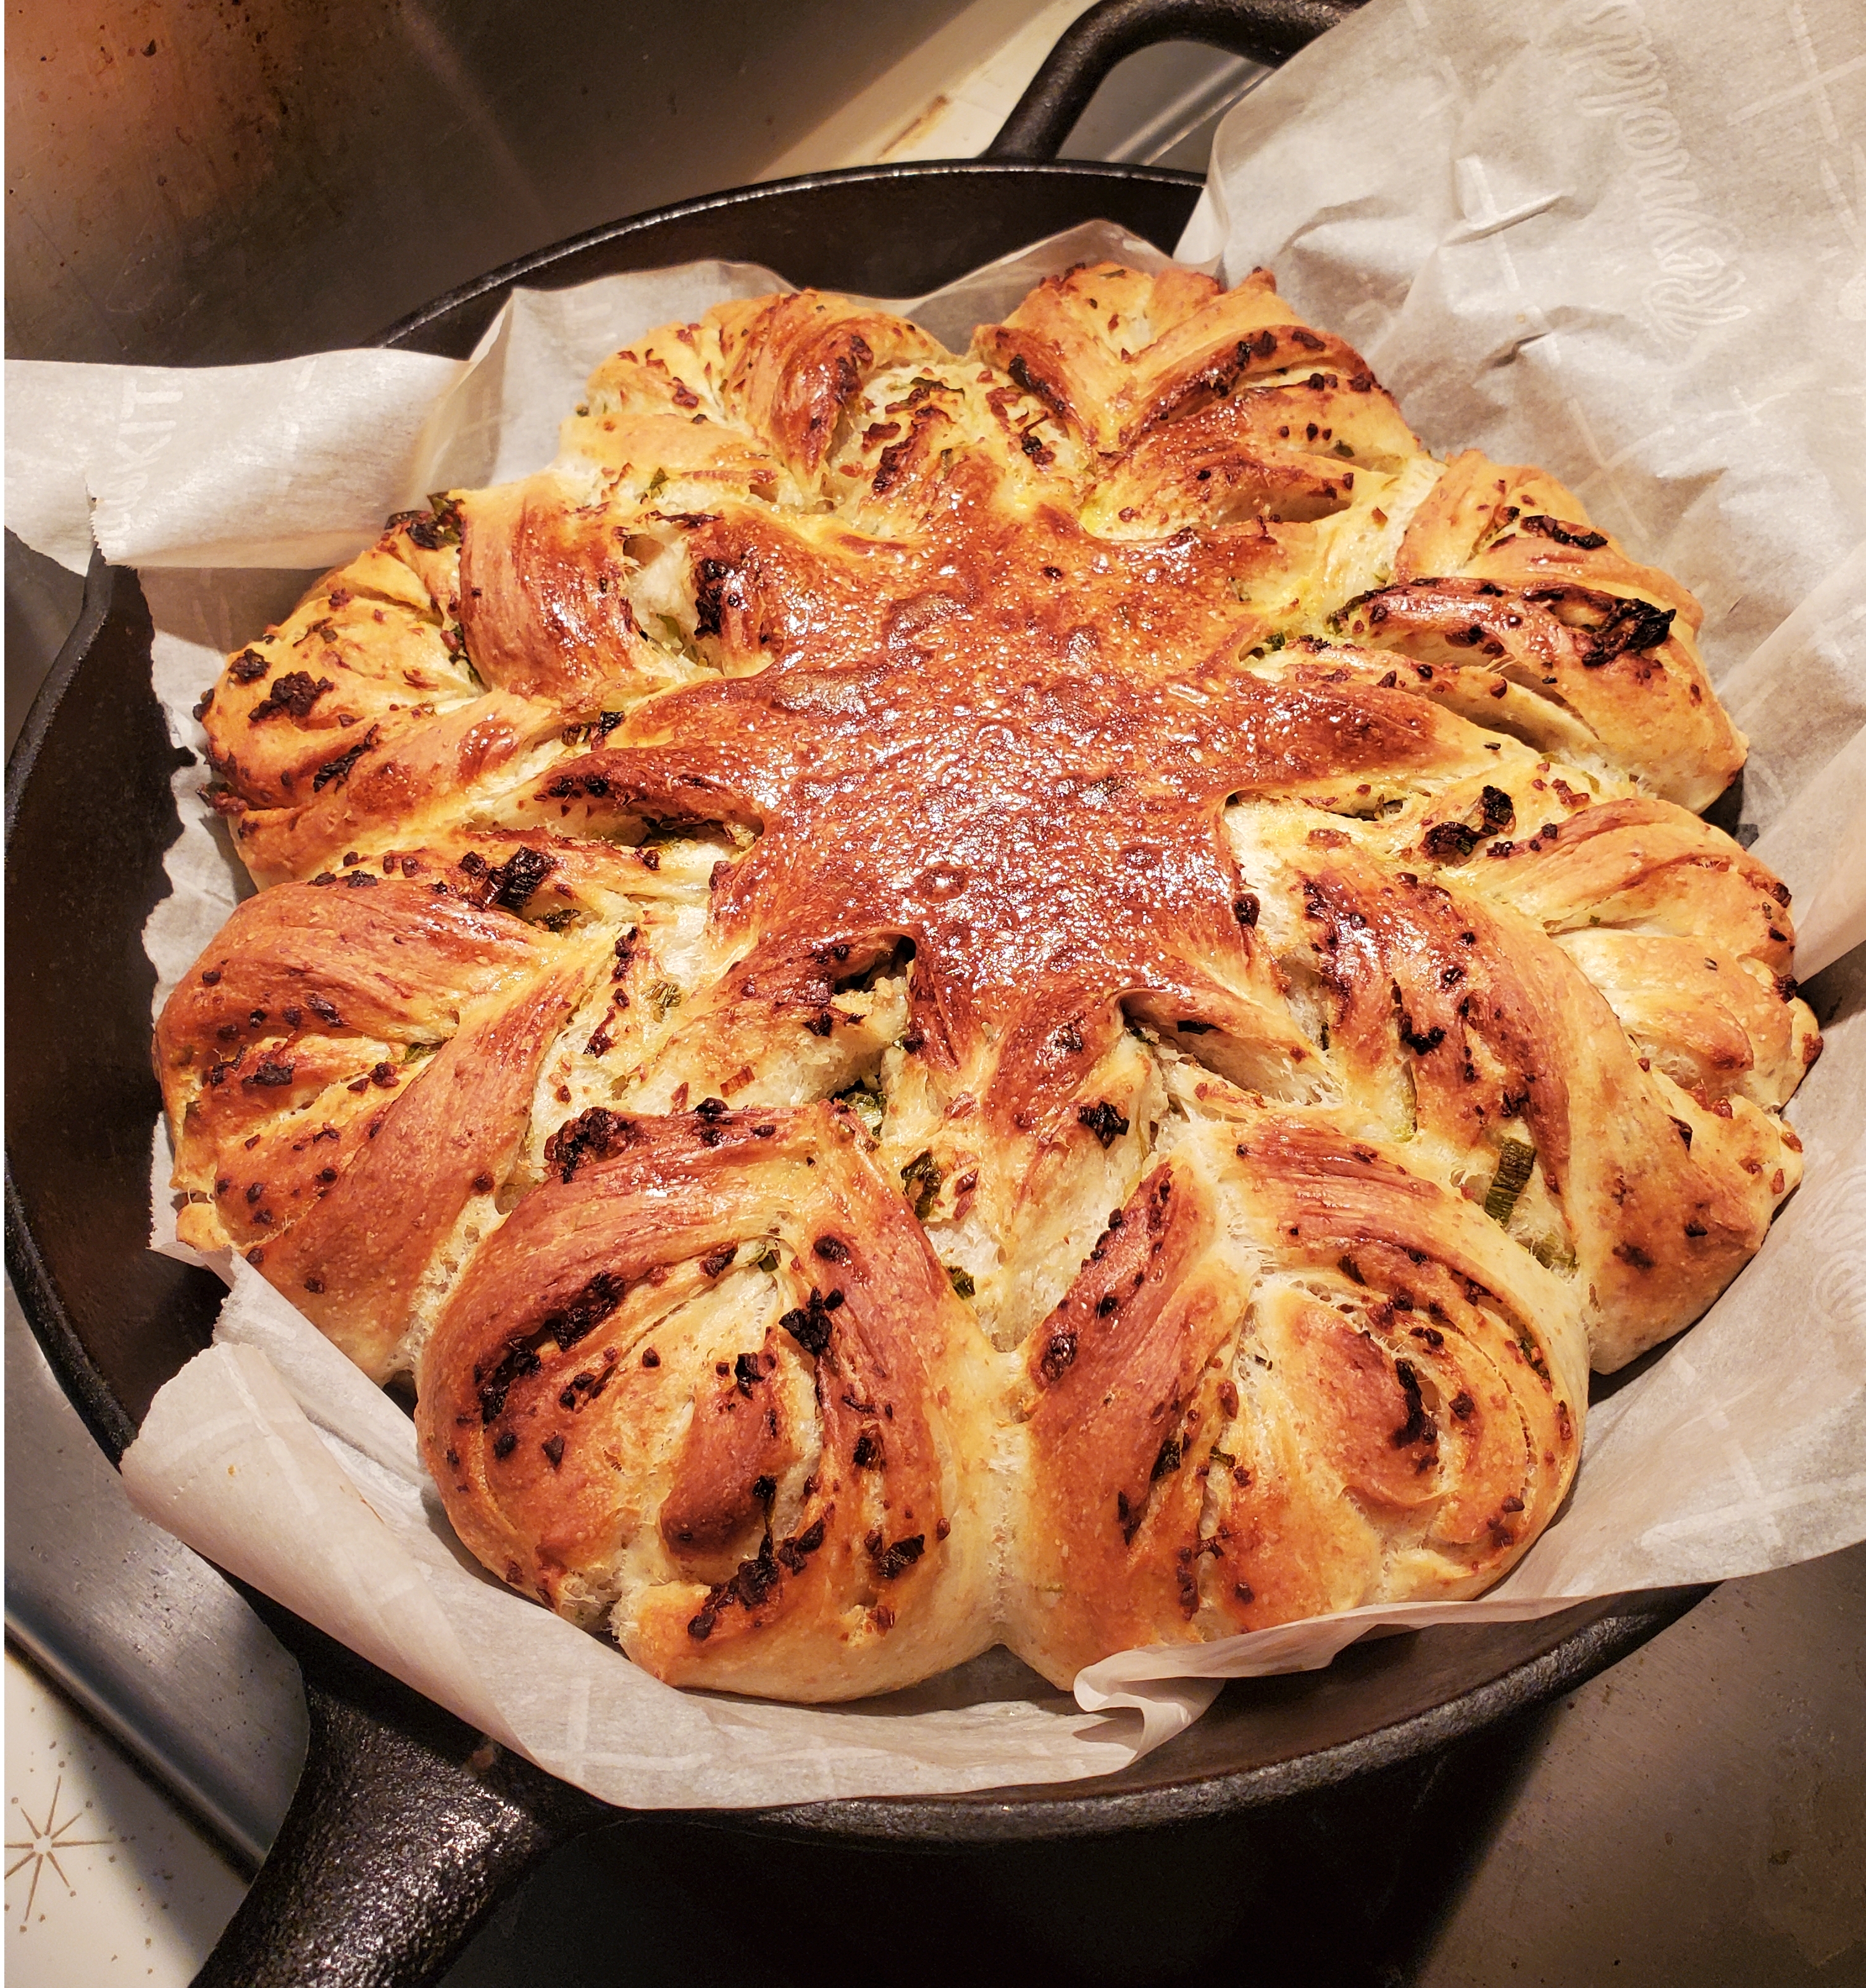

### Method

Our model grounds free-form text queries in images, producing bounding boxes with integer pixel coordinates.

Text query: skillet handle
[193,1608,608,1988]
[984,0,1362,161]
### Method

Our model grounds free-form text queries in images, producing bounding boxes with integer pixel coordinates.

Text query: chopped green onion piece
[900,1149,942,1220]
[422,493,464,544]
[1484,1138,1536,1225]
[834,1081,884,1137]
[945,1265,975,1299]
[1395,1063,1417,1141]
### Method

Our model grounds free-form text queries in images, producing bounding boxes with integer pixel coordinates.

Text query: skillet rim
[370,158,1208,355]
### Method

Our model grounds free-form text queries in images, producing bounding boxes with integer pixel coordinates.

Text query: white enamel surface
[4,1650,246,1985]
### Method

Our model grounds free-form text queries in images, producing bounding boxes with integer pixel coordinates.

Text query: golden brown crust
[156,874,600,1376]
[458,479,668,707]
[1253,827,1796,1374]
[711,292,945,487]
[159,259,1815,1698]
[1334,451,1740,809]
[1009,1118,1583,1682]
[415,1104,996,1698]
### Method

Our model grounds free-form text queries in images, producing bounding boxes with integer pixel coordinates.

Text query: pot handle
[984,0,1361,162]
[193,1604,608,1988]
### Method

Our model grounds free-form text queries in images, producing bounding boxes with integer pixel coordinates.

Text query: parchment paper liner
[7,0,1862,1806]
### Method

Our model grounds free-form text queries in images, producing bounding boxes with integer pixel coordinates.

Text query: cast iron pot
[4,4,1705,1982]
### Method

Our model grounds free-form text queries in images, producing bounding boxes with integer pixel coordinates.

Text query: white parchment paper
[6,0,1863,1809]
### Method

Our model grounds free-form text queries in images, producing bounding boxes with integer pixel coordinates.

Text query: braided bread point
[161,260,1818,1699]
[1008,1116,1586,1683]
[416,1102,996,1698]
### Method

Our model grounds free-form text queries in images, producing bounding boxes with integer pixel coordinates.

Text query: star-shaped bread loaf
[159,261,1819,1698]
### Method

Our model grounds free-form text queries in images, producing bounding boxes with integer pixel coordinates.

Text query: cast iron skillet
[4,4,1705,1982]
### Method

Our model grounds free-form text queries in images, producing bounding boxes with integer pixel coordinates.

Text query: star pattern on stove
[6,1777,116,1933]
